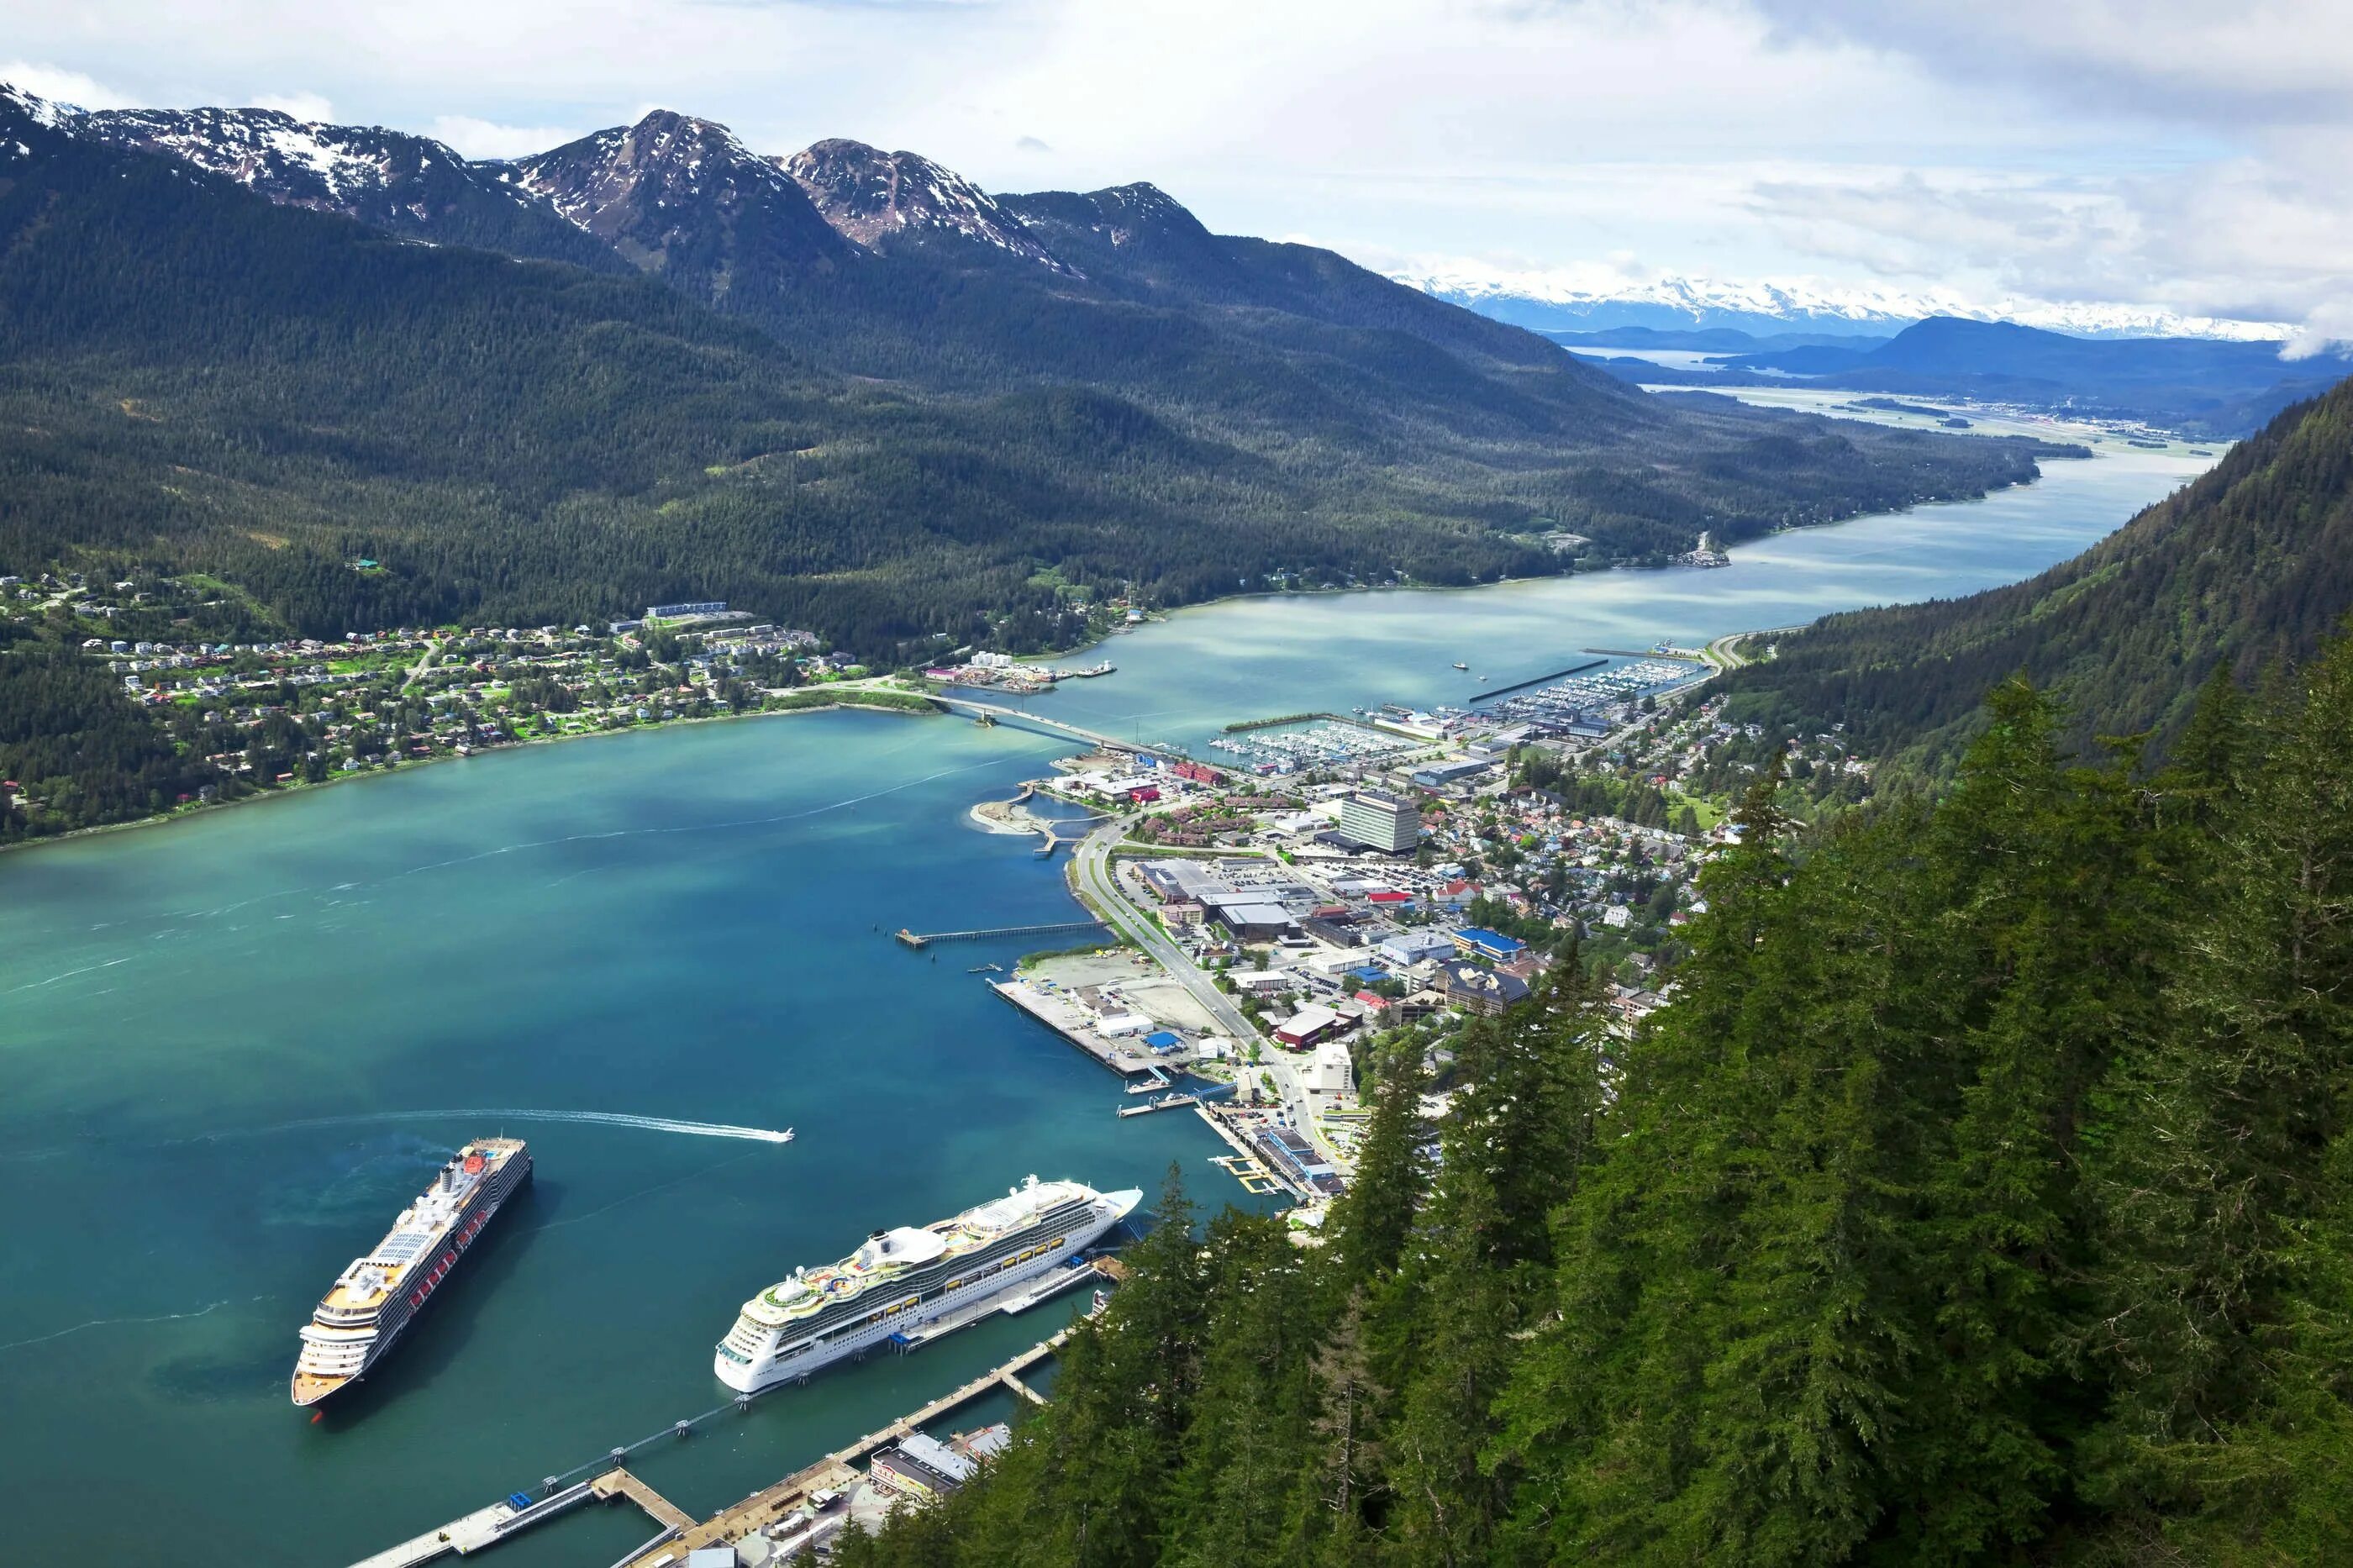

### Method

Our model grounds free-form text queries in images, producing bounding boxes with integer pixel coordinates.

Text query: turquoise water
[0,415,2209,1565]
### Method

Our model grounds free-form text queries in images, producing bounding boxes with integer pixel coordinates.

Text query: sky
[8,0,2349,345]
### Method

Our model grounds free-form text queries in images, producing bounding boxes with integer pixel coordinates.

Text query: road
[1068,816,1312,1122]
[401,636,444,690]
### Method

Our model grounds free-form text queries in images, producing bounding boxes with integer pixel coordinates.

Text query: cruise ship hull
[714,1184,1136,1396]
[292,1141,531,1408]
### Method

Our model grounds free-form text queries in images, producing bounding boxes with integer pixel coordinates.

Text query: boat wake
[250,1109,796,1145]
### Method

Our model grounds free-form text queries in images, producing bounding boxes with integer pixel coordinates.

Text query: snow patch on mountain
[783,139,1071,273]
[1393,260,2290,342]
[69,103,555,230]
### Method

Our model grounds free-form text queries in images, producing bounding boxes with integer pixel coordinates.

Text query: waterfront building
[1336,789,1419,852]
[871,1433,977,1501]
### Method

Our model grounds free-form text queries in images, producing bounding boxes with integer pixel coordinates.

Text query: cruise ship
[292,1138,531,1407]
[714,1176,1140,1394]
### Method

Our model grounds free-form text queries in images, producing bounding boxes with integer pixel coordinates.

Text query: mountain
[1723,377,2353,766]
[65,103,628,273]
[0,82,2078,655]
[782,139,1068,271]
[1398,263,2287,342]
[508,110,860,296]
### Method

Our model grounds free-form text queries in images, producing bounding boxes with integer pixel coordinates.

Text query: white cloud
[0,61,144,111]
[427,114,584,160]
[251,91,334,122]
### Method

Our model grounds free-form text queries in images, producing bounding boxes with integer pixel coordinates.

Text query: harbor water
[0,403,2212,1565]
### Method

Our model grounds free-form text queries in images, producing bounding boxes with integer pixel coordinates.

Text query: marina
[1206,714,1427,776]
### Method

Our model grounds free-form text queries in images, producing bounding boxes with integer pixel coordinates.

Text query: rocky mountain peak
[781,138,1071,273]
[505,110,855,288]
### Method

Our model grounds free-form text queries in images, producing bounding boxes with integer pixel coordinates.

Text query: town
[947,641,1884,1247]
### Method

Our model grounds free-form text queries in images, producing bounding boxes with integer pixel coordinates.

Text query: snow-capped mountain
[1396,264,2289,343]
[66,103,626,272]
[508,111,857,293]
[782,139,1070,272]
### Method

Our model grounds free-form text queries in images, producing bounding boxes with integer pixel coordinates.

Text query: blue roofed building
[1451,927,1528,962]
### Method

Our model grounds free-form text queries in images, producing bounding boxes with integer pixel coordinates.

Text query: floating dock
[1117,1092,1200,1118]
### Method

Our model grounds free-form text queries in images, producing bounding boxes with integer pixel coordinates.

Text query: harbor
[342,1301,1110,1568]
[0,418,2209,1566]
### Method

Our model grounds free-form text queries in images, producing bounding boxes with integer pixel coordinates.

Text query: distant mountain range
[1394,265,2289,343]
[1555,318,2353,438]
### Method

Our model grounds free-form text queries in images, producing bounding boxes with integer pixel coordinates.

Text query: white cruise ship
[292,1138,530,1407]
[714,1176,1140,1394]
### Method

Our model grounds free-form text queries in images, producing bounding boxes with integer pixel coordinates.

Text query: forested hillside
[0,87,2071,651]
[842,652,2353,1567]
[1724,380,2353,770]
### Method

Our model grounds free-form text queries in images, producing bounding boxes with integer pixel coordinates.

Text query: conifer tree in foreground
[845,637,2353,1567]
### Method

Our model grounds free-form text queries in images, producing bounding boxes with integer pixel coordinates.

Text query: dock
[591,1470,697,1534]
[896,918,1107,949]
[345,1480,605,1568]
[1198,1104,1315,1201]
[613,1328,1084,1568]
[989,977,1190,1077]
[345,1264,1122,1568]
[1118,1092,1200,1118]
[1469,655,1611,702]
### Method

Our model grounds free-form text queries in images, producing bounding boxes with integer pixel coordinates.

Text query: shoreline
[1,429,2144,868]
[0,692,943,863]
[1026,454,2081,667]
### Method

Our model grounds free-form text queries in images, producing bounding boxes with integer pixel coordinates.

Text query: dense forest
[1724,380,2353,773]
[840,645,2353,1567]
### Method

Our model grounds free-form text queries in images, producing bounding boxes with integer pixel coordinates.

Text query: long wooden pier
[896,918,1108,949]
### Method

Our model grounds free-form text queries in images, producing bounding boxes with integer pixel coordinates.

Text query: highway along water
[0,405,2212,1566]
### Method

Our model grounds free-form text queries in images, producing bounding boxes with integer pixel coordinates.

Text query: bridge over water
[932,694,1188,761]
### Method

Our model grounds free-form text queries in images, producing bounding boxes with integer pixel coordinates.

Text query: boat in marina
[291,1138,531,1407]
[713,1176,1140,1393]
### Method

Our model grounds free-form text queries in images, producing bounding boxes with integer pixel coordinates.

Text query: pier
[896,918,1108,949]
[1117,1091,1206,1118]
[1468,655,1611,702]
[989,977,1191,1076]
[611,1327,1085,1568]
[345,1287,1114,1568]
